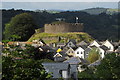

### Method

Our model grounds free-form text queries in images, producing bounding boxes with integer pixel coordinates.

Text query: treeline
[2,9,119,41]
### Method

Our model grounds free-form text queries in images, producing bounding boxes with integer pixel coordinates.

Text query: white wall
[103,40,114,51]
[89,40,100,47]
[75,47,85,59]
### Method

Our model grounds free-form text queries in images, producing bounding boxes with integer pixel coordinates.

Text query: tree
[2,56,52,80]
[4,13,37,41]
[94,53,120,79]
[87,48,100,63]
[78,68,94,78]
[78,53,120,79]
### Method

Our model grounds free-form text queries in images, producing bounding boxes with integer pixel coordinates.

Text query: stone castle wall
[44,23,84,33]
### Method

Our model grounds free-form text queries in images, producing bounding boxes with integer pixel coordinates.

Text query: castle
[35,21,84,33]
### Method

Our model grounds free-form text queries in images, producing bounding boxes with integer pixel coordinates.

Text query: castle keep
[44,22,84,33]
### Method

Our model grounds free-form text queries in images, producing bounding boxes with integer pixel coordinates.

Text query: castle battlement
[45,23,83,26]
[44,22,84,33]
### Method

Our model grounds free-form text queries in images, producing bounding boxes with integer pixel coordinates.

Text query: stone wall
[44,23,84,33]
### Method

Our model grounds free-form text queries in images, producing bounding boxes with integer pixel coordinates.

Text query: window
[77,52,79,54]
[81,52,82,54]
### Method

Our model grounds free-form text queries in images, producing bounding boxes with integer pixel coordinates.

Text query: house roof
[89,40,101,47]
[102,40,113,46]
[77,41,89,46]
[54,57,66,62]
[79,45,88,50]
[64,40,77,48]
[40,39,46,45]
[89,45,98,49]
[57,43,65,45]
[112,42,119,47]
[100,45,109,51]
[72,47,78,51]
[64,57,82,64]
[39,45,53,51]
[42,62,69,70]
[69,39,76,44]
[85,47,91,53]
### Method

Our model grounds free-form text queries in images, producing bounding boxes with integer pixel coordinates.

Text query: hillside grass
[28,32,93,44]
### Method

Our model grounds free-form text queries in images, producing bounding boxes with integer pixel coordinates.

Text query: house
[64,57,88,75]
[42,57,88,79]
[42,62,70,78]
[77,41,89,47]
[115,46,120,53]
[74,45,88,59]
[53,52,67,62]
[64,40,76,48]
[38,45,53,53]
[57,43,65,48]
[84,47,91,59]
[98,45,109,58]
[53,48,68,62]
[112,42,119,50]
[102,40,114,52]
[89,40,101,47]
[89,45,109,59]
[65,47,77,57]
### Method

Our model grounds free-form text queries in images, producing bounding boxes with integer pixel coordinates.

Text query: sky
[1,2,118,11]
[1,0,119,2]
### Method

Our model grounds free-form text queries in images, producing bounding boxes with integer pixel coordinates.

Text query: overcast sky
[1,2,118,11]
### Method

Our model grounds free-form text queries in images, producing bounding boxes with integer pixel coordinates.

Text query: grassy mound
[28,32,93,44]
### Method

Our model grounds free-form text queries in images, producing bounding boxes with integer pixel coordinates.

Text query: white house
[75,47,85,59]
[74,45,88,59]
[102,40,114,52]
[89,40,101,47]
[97,47,105,59]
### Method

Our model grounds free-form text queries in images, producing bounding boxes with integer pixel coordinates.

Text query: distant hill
[2,9,119,41]
[81,8,119,15]
[34,9,61,13]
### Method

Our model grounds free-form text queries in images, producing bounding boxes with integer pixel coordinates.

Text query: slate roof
[64,40,77,48]
[39,45,52,51]
[64,57,82,64]
[85,47,91,53]
[42,62,69,70]
[57,43,65,45]
[54,57,66,62]
[79,45,88,50]
[112,42,119,47]
[100,45,109,51]
[77,41,89,46]
[72,47,78,51]
[69,39,76,44]
[89,45,98,49]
